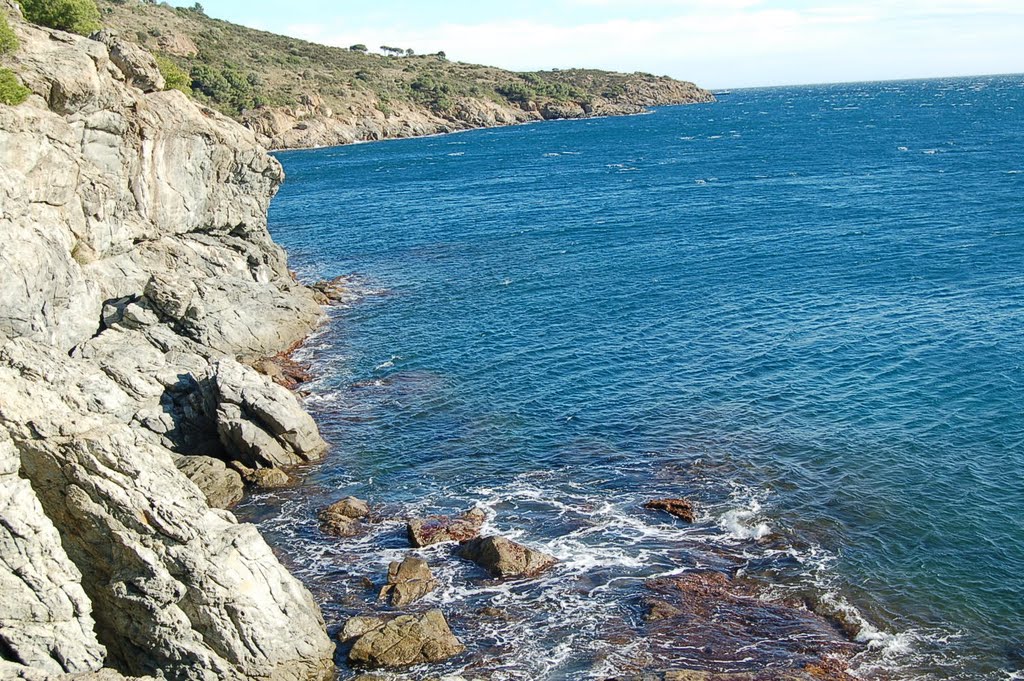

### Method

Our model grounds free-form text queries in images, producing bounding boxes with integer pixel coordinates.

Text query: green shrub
[154,55,189,92]
[0,68,30,105]
[16,0,101,35]
[0,14,18,54]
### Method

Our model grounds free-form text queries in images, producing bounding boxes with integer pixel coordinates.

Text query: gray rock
[347,609,464,668]
[339,615,387,643]
[0,429,106,675]
[407,508,486,547]
[92,30,165,92]
[211,358,328,467]
[175,455,245,509]
[378,556,437,607]
[0,10,334,680]
[457,536,557,578]
[0,342,334,680]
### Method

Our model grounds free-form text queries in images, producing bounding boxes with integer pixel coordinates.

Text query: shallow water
[239,75,1024,679]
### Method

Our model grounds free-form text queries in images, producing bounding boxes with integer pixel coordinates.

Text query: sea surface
[237,75,1024,679]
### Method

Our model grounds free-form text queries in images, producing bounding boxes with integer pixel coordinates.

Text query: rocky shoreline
[0,2,334,677]
[1,3,860,678]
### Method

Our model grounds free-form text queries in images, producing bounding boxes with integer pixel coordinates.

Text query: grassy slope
[97,0,713,124]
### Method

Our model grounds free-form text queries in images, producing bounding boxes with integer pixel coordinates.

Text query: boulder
[175,455,245,509]
[339,615,387,643]
[457,536,557,578]
[407,508,485,547]
[644,498,697,522]
[210,358,328,468]
[378,556,437,607]
[346,609,464,668]
[320,496,369,537]
[231,462,293,489]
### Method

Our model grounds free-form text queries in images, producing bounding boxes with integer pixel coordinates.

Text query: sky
[184,0,1024,88]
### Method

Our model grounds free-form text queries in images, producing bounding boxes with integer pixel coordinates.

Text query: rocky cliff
[0,2,336,679]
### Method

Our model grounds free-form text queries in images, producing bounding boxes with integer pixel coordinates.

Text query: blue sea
[238,75,1024,679]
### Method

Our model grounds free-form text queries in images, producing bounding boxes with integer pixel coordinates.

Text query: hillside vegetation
[94,0,714,148]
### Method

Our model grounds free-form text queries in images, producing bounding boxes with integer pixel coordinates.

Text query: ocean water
[238,75,1024,679]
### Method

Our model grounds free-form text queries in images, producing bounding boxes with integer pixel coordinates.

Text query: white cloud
[283,1,1024,88]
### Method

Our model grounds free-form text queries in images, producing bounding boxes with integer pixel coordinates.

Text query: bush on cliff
[0,14,19,53]
[155,54,189,92]
[16,0,101,35]
[0,68,30,105]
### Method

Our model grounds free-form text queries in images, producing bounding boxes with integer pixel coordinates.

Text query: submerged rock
[457,535,557,578]
[407,508,485,547]
[378,556,438,607]
[644,498,697,522]
[639,571,859,677]
[346,609,464,668]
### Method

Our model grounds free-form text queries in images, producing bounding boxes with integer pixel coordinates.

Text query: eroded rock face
[0,341,334,680]
[407,508,485,547]
[0,429,106,675]
[457,536,557,578]
[0,6,333,679]
[346,610,464,668]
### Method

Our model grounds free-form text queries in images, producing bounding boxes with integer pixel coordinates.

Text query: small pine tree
[16,0,102,35]
[0,68,30,105]
[0,14,19,54]
[154,55,190,93]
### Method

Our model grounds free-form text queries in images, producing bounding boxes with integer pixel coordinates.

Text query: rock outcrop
[457,536,557,578]
[0,3,333,678]
[343,610,464,668]
[644,498,697,522]
[407,508,486,547]
[319,496,370,538]
[377,556,437,607]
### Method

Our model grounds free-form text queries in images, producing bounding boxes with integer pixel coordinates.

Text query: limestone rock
[0,342,335,680]
[378,556,437,607]
[210,358,328,468]
[0,10,334,679]
[175,455,245,509]
[0,429,106,675]
[644,498,697,523]
[457,535,557,578]
[347,610,464,668]
[407,508,485,547]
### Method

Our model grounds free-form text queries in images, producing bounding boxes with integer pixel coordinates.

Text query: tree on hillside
[405,48,414,57]
[16,0,101,35]
[349,43,367,52]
